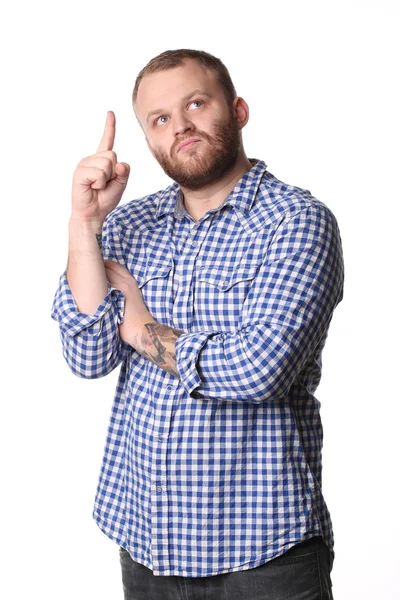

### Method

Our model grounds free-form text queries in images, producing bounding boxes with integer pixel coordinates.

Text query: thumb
[114,162,131,185]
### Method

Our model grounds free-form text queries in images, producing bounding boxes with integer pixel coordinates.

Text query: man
[51,48,344,599]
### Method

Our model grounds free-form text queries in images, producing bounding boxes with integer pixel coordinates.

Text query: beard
[151,107,242,191]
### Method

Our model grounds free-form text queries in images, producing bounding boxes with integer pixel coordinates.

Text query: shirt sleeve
[50,215,132,378]
[175,203,344,403]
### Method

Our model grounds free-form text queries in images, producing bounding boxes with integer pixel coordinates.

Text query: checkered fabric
[51,158,344,577]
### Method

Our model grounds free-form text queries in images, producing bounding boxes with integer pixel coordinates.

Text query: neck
[180,151,253,222]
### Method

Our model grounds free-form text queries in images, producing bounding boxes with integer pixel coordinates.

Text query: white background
[1,1,399,598]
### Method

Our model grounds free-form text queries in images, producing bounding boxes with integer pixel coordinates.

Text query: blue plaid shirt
[51,158,344,577]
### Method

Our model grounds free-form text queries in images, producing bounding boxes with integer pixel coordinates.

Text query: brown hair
[132,49,237,109]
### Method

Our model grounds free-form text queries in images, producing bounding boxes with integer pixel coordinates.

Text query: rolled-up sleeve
[175,203,344,403]
[51,217,132,378]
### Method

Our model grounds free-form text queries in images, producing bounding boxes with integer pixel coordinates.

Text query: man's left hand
[104,259,183,378]
[104,260,156,345]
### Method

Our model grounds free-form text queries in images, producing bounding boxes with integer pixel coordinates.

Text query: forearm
[59,314,131,379]
[174,324,294,403]
[66,217,108,315]
[51,269,131,379]
[126,320,184,378]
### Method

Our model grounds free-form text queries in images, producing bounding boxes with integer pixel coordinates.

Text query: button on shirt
[51,158,344,577]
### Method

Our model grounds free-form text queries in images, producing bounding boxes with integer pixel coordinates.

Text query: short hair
[132,49,237,110]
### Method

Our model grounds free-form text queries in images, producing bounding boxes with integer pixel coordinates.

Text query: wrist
[132,315,157,341]
[69,215,104,232]
[123,313,157,349]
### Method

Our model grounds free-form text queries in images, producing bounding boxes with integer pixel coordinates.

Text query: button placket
[172,234,197,330]
[176,218,213,330]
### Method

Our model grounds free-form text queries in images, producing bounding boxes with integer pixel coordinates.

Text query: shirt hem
[93,510,332,578]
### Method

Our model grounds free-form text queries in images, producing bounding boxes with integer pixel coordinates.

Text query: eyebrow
[146,89,212,124]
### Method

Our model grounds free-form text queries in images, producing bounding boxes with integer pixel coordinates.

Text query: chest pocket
[136,263,172,289]
[197,261,261,291]
[135,262,173,321]
[195,261,262,329]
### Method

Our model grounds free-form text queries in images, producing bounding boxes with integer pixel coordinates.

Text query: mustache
[171,114,236,156]
[173,134,203,154]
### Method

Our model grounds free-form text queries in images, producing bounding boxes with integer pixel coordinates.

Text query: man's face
[134,60,242,190]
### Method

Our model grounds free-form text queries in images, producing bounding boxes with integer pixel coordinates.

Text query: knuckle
[76,156,91,168]
[93,172,107,189]
[96,170,107,184]
[73,165,107,184]
[96,150,117,162]
[97,157,113,171]
[73,165,89,178]
[80,157,112,174]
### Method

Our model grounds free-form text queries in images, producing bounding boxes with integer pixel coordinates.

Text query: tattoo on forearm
[95,233,102,250]
[138,323,184,378]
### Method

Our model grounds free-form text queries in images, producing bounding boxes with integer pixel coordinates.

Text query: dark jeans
[119,536,334,599]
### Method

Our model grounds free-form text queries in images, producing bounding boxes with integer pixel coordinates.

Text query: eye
[154,100,204,126]
[155,115,168,126]
[189,100,203,110]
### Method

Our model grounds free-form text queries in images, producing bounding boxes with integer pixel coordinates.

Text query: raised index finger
[96,110,116,153]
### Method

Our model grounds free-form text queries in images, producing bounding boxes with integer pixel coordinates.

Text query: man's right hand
[71,111,131,223]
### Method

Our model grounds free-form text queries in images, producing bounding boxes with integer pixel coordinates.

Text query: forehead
[135,60,223,126]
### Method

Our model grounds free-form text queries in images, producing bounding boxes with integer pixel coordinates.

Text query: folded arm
[51,215,132,378]
[176,204,344,402]
[116,203,344,402]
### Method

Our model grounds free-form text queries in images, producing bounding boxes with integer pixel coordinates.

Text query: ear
[233,97,250,130]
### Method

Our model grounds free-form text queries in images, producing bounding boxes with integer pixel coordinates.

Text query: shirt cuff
[175,331,212,396]
[51,271,125,337]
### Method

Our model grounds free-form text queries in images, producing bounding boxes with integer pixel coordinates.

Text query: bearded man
[51,48,343,600]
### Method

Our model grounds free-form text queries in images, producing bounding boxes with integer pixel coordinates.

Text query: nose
[172,111,195,137]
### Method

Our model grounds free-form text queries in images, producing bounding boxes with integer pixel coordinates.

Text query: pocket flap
[137,263,172,289]
[197,262,261,291]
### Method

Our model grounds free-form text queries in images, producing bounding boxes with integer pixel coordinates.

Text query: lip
[178,138,201,152]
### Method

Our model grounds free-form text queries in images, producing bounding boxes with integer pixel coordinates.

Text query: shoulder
[104,181,177,233]
[247,169,340,233]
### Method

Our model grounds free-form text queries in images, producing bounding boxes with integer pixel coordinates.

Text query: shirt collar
[156,158,268,220]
